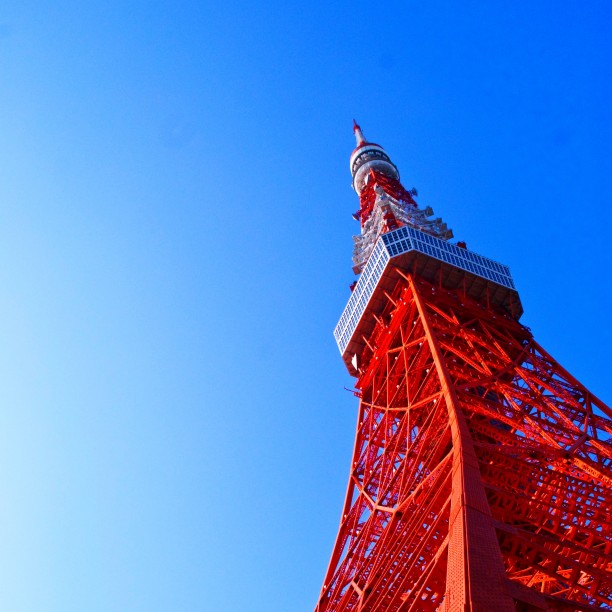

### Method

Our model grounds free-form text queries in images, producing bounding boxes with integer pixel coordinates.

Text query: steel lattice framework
[316,124,612,611]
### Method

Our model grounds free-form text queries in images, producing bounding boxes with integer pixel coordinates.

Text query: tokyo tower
[316,123,612,611]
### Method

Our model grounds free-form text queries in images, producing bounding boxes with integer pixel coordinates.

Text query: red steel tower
[317,123,612,611]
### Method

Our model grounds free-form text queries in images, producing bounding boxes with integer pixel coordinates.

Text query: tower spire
[349,123,453,275]
[353,119,366,146]
[349,123,399,194]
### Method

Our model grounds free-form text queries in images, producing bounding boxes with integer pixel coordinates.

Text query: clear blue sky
[0,2,610,611]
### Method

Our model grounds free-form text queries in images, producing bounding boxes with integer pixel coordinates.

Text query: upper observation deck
[334,225,522,376]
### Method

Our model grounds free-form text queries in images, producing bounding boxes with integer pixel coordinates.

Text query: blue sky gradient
[0,2,610,610]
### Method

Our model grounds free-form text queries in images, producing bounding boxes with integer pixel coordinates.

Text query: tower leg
[409,275,514,612]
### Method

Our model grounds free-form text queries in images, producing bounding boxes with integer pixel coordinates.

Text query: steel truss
[317,273,612,611]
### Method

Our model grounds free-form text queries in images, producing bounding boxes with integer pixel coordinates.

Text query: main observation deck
[334,225,522,375]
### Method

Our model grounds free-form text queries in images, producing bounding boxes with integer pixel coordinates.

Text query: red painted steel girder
[317,274,612,612]
[357,170,417,228]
